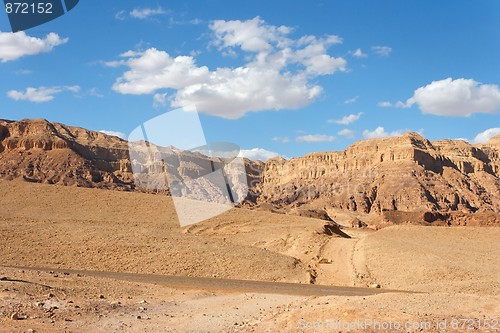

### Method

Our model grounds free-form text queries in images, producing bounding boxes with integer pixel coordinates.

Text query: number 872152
[5,2,53,14]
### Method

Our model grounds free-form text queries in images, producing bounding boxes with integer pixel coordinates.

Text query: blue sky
[1,0,499,160]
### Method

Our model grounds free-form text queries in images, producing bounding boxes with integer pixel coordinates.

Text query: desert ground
[0,180,499,332]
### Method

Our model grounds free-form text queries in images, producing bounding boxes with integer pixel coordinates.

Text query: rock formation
[257,132,499,216]
[0,118,260,202]
[0,118,134,189]
[1,118,498,225]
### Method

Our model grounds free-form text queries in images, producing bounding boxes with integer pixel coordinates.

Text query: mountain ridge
[1,118,498,225]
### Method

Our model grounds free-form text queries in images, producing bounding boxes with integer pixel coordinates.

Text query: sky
[1,0,499,160]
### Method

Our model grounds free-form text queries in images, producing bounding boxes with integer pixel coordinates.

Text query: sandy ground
[0,180,499,332]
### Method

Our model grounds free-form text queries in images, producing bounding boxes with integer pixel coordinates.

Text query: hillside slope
[1,119,498,223]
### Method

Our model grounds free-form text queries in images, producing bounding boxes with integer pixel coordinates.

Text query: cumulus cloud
[0,31,68,62]
[351,48,367,58]
[112,48,210,94]
[404,78,500,117]
[296,134,336,143]
[210,16,292,53]
[238,148,283,161]
[328,112,363,125]
[362,127,404,139]
[472,128,500,144]
[372,46,392,56]
[7,85,79,103]
[111,17,347,119]
[99,130,126,140]
[338,129,356,139]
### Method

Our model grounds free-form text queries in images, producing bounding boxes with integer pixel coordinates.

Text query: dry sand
[0,180,499,332]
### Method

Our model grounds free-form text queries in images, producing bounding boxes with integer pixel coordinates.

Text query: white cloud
[472,128,500,144]
[296,134,336,143]
[99,130,126,140]
[377,101,392,107]
[7,86,79,103]
[130,7,166,19]
[328,112,363,125]
[15,69,32,75]
[66,85,81,93]
[338,129,356,139]
[115,10,126,20]
[272,136,290,143]
[372,45,392,57]
[292,35,346,75]
[210,16,292,53]
[0,31,68,62]
[362,126,405,139]
[153,92,169,108]
[352,48,367,58]
[111,17,347,119]
[112,48,210,94]
[170,67,322,119]
[405,78,500,117]
[344,96,359,104]
[238,148,283,161]
[89,87,104,98]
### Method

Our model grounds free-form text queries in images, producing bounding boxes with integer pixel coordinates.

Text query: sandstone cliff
[257,132,499,216]
[1,119,498,223]
[0,118,260,201]
[0,118,134,189]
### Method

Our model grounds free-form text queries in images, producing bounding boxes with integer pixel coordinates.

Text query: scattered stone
[0,277,7,281]
[110,302,121,309]
[370,283,381,288]
[350,218,368,229]
[99,294,105,299]
[136,315,142,320]
[10,312,19,320]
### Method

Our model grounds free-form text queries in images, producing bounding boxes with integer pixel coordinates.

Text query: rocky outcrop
[0,118,134,189]
[1,119,498,223]
[0,119,261,198]
[257,132,499,215]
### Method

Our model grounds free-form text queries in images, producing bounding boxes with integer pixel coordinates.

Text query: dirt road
[2,265,411,297]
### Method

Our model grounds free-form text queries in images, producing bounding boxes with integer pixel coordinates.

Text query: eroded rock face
[0,119,134,189]
[257,132,500,215]
[1,119,498,221]
[0,119,262,199]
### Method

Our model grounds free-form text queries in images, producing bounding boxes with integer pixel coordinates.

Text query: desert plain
[0,119,499,332]
[0,180,498,332]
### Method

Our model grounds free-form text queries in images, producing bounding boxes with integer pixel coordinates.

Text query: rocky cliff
[1,119,499,222]
[257,132,499,216]
[0,119,261,200]
[0,118,134,189]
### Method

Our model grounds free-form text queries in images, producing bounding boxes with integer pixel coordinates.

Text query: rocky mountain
[0,118,134,189]
[257,132,500,219]
[0,118,261,200]
[1,118,499,225]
